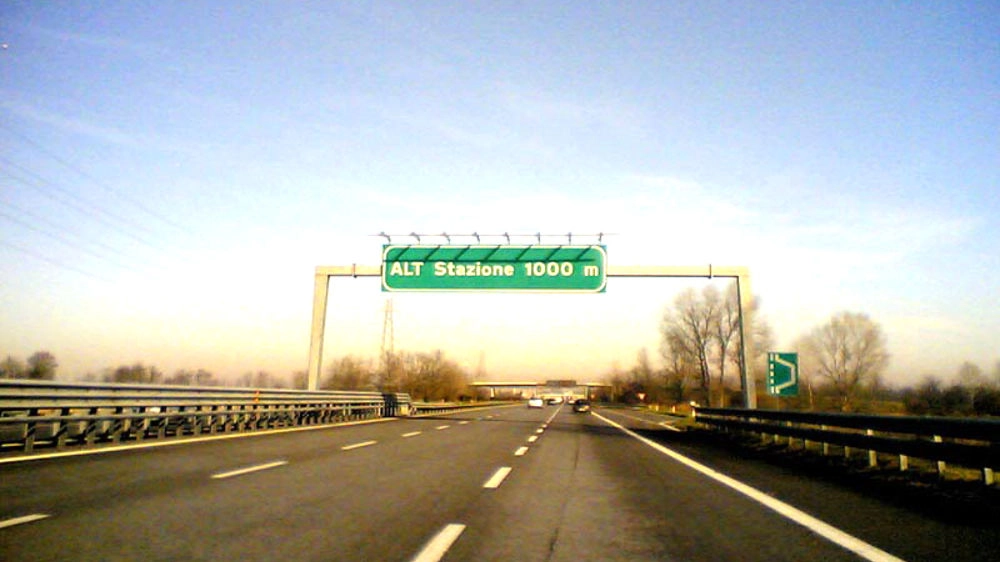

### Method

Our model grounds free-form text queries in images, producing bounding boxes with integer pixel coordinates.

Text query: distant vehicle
[527,397,545,408]
[547,397,563,405]
[572,399,590,413]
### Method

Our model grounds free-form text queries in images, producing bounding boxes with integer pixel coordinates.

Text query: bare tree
[1,355,26,379]
[660,283,771,407]
[661,287,719,404]
[26,351,58,380]
[713,285,741,406]
[322,356,376,391]
[104,363,162,384]
[800,312,889,411]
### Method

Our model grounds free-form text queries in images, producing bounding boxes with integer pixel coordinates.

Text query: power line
[0,158,174,253]
[0,120,190,233]
[0,207,145,274]
[0,240,114,283]
[0,199,137,262]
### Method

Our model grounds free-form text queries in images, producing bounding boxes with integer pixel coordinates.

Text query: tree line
[323,350,471,402]
[0,351,59,380]
[0,351,300,388]
[0,349,472,402]
[609,281,999,416]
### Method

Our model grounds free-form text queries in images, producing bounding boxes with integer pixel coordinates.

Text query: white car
[527,397,545,408]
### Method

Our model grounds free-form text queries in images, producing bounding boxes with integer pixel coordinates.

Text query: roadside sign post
[767,352,799,397]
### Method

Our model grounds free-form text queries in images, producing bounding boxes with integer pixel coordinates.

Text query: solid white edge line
[211,460,288,480]
[0,514,51,530]
[483,466,513,489]
[341,440,378,451]
[514,446,529,456]
[410,523,466,562]
[591,412,907,562]
[659,421,683,432]
[402,431,422,438]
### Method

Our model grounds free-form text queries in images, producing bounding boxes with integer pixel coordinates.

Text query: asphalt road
[1,404,996,561]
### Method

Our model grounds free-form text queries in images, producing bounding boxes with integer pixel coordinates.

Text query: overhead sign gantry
[308,234,757,408]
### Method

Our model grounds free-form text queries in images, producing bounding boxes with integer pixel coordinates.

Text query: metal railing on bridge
[694,407,1000,485]
[0,380,413,455]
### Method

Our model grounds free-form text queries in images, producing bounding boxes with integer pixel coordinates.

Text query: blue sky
[1,1,997,386]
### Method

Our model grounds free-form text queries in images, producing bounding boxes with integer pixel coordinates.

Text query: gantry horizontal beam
[315,265,749,278]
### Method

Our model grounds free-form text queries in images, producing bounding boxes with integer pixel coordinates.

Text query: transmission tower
[380,298,395,382]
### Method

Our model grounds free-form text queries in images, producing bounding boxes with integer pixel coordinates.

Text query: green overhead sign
[381,245,607,292]
[767,352,799,396]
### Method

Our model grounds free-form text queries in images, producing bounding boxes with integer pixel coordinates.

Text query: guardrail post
[24,408,38,453]
[933,435,946,477]
[899,454,909,472]
[135,407,147,441]
[110,407,125,443]
[866,429,877,467]
[156,413,166,439]
[821,425,830,456]
[982,468,995,486]
[86,407,99,446]
[55,407,71,449]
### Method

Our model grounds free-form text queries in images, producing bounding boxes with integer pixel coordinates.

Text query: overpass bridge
[470,380,611,400]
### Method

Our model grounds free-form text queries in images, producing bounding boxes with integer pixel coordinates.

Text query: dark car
[572,399,590,413]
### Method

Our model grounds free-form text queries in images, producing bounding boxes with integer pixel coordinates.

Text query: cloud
[495,83,644,134]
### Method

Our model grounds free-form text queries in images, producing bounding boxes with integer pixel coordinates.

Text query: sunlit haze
[1,2,997,386]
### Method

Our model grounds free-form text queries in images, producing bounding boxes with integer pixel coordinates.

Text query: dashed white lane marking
[592,412,907,562]
[410,523,466,562]
[211,460,288,479]
[458,421,470,425]
[527,435,539,443]
[0,514,51,530]
[535,428,544,434]
[483,466,513,489]
[341,440,378,451]
[402,431,422,438]
[544,408,561,424]
[435,425,450,430]
[514,446,529,456]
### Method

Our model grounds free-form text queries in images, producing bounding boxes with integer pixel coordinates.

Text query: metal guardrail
[0,380,414,455]
[694,407,1000,485]
[409,401,500,415]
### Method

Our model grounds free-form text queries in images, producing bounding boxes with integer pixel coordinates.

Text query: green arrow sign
[767,352,799,396]
[381,245,607,292]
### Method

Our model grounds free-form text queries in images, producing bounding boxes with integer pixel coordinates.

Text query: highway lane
[447,407,867,562]
[592,407,1000,562]
[1,403,996,561]
[0,405,539,561]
